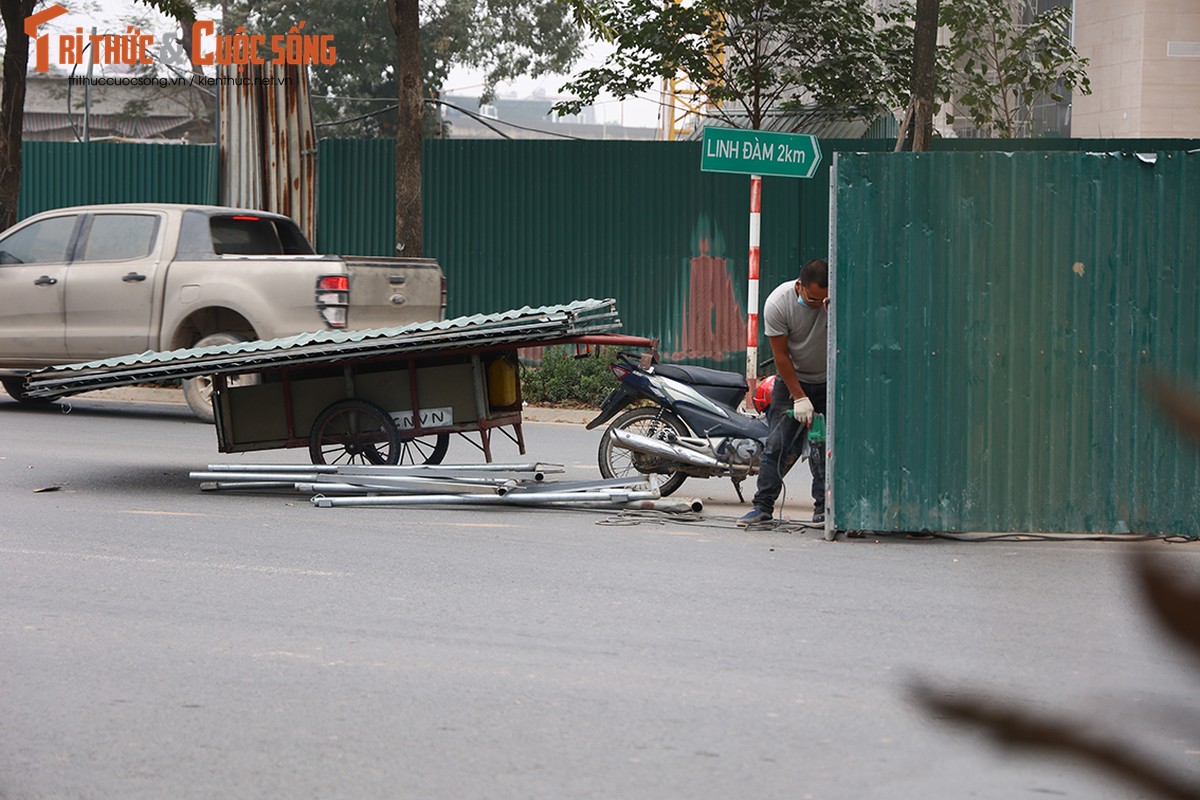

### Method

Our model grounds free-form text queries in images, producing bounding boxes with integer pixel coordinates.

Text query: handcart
[212,346,529,466]
[19,299,654,467]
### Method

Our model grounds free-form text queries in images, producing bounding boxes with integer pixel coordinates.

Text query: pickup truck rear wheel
[182,332,260,423]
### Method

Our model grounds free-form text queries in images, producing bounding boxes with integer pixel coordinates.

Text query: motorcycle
[586,350,794,500]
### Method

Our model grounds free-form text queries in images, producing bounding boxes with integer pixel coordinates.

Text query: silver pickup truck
[0,203,446,420]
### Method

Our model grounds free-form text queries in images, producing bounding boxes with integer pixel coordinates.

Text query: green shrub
[521,346,619,407]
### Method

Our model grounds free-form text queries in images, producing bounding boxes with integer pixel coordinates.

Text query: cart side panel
[408,363,479,426]
[290,375,358,434]
[219,362,481,452]
[222,382,290,448]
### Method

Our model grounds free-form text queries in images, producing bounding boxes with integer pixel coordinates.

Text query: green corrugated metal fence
[18,138,1200,381]
[314,139,394,259]
[315,138,848,370]
[830,150,1200,536]
[18,142,216,218]
[313,137,1200,372]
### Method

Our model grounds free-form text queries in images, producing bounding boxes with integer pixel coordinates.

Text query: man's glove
[791,396,814,426]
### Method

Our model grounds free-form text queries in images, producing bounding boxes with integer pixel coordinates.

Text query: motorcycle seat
[654,364,748,391]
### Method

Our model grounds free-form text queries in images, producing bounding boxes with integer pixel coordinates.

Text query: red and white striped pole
[745,174,762,396]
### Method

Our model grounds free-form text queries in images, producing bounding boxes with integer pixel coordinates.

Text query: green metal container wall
[19,142,216,218]
[830,150,1200,536]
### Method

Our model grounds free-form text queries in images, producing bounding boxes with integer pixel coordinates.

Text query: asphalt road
[2,392,1199,799]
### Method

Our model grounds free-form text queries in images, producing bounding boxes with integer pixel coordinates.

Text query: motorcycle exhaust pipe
[610,428,725,469]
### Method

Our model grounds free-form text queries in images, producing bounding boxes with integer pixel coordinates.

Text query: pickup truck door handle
[388,275,407,285]
[34,275,58,286]
[122,272,147,282]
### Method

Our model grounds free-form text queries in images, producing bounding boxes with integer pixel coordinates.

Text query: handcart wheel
[309,399,401,466]
[396,432,450,466]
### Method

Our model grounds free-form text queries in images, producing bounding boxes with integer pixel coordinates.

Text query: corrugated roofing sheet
[24,298,622,398]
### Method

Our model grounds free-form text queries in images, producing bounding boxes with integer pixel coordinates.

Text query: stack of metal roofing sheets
[23,298,623,399]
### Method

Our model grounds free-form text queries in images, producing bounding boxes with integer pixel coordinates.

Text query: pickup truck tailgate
[344,257,446,328]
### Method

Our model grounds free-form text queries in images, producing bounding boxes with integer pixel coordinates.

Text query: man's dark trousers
[750,376,826,516]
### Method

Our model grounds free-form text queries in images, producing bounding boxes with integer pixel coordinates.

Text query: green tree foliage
[218,0,585,137]
[553,0,915,130]
[937,0,1090,138]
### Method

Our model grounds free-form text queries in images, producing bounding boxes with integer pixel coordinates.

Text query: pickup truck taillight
[316,275,349,328]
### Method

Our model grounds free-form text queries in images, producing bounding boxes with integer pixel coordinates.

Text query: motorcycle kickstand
[731,477,746,504]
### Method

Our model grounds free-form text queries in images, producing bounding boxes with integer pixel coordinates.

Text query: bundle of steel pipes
[189,463,704,513]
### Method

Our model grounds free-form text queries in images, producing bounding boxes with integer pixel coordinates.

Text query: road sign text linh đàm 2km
[700,127,822,179]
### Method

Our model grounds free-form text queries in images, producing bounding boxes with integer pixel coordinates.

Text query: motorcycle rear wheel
[598,406,689,497]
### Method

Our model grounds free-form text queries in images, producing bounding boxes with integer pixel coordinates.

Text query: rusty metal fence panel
[219,64,318,243]
[829,150,1200,536]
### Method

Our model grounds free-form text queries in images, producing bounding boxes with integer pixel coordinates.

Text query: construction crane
[657,11,726,141]
[658,75,715,141]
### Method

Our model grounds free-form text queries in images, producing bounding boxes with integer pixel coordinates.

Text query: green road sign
[700,127,822,179]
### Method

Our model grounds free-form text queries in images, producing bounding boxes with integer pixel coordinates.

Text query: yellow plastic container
[486,356,519,409]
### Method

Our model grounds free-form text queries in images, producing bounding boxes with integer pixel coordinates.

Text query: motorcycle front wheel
[597,406,689,497]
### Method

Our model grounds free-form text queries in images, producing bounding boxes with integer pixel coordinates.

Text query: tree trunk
[387,0,424,257]
[896,0,940,153]
[0,0,36,230]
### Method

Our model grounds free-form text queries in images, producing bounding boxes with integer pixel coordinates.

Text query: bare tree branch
[910,682,1200,800]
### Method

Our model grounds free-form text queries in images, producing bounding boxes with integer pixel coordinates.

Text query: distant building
[939,0,1199,140]
[1072,0,1200,138]
[438,93,656,141]
[16,73,214,143]
[940,0,1076,138]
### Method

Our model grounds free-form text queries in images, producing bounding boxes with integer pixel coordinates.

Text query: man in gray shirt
[739,258,828,525]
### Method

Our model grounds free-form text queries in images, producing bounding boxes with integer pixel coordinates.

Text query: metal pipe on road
[621,498,704,513]
[206,464,340,473]
[191,471,329,483]
[498,476,652,495]
[312,490,660,509]
[199,481,303,492]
